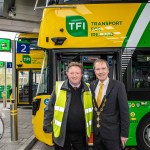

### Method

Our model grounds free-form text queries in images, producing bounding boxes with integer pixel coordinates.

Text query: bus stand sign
[0,61,4,68]
[0,38,11,51]
[7,62,12,68]
[16,41,30,54]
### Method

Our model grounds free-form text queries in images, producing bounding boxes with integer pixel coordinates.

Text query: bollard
[10,100,18,141]
[3,91,7,108]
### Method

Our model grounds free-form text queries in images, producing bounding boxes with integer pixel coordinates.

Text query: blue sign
[16,41,30,54]
[7,62,12,68]
[44,98,49,105]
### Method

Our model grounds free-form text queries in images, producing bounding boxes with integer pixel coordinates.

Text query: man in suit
[90,59,130,150]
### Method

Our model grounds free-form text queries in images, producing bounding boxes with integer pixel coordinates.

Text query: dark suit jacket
[90,79,130,140]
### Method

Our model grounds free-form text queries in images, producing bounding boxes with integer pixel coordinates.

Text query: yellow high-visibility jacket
[53,81,93,138]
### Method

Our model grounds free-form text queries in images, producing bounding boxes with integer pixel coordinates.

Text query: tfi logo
[66,16,88,37]
[23,55,31,64]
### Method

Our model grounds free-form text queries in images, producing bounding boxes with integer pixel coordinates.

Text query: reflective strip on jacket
[53,81,93,138]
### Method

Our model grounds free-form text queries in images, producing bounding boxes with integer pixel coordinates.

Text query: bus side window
[132,51,150,89]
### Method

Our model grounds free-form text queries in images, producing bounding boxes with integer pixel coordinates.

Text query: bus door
[54,50,121,83]
[17,69,41,106]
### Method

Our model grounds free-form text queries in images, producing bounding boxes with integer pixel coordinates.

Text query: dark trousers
[93,132,122,150]
[55,132,88,150]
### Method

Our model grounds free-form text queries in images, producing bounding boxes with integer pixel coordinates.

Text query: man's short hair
[93,59,109,70]
[67,62,83,73]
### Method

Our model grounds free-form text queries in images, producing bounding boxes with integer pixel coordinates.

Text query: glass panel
[6,67,12,99]
[36,52,48,95]
[82,56,98,83]
[18,71,29,103]
[0,67,5,99]
[32,71,41,98]
[132,51,150,89]
[0,64,12,99]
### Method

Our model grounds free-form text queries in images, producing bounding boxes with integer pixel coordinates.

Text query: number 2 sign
[16,41,30,54]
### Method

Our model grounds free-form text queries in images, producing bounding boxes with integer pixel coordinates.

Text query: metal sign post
[10,40,18,141]
[3,61,7,108]
[10,100,18,141]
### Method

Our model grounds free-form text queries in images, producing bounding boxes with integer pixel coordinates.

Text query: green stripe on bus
[137,22,150,47]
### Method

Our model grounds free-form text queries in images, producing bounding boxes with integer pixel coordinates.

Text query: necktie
[74,87,77,90]
[97,83,103,107]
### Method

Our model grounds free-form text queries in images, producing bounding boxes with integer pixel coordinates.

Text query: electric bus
[32,1,150,149]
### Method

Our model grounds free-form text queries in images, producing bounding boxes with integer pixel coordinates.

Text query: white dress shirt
[95,77,109,102]
[69,81,81,88]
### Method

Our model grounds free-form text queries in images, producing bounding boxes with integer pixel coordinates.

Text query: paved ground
[31,141,138,150]
[31,141,54,150]
[0,102,36,150]
[0,101,139,150]
[31,141,94,150]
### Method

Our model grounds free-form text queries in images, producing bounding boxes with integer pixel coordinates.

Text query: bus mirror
[51,37,67,45]
[32,99,41,115]
[17,64,23,68]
